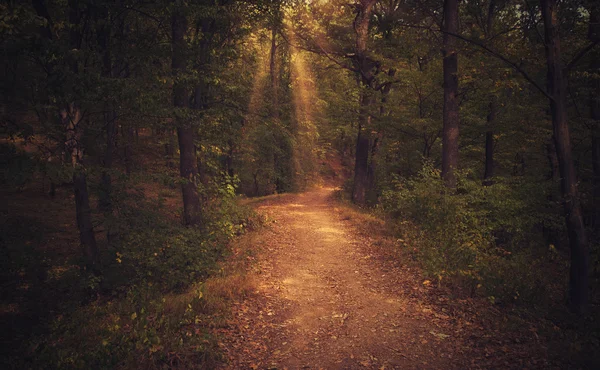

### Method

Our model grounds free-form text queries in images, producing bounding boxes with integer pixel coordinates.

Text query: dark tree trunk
[366,132,383,203]
[101,111,117,246]
[365,68,395,203]
[270,23,279,120]
[483,99,496,185]
[100,110,116,213]
[441,0,460,188]
[541,0,590,314]
[97,5,115,220]
[177,127,202,225]
[192,78,210,192]
[353,120,370,205]
[67,0,100,270]
[589,4,600,230]
[253,172,259,196]
[226,139,234,177]
[33,1,99,268]
[172,2,202,227]
[73,170,100,272]
[351,0,377,205]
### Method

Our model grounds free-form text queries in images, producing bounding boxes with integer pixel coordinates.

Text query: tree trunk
[63,103,101,271]
[541,0,590,314]
[270,22,279,120]
[441,0,460,188]
[589,4,600,230]
[100,110,116,212]
[483,99,496,185]
[74,170,100,272]
[32,0,99,268]
[172,2,202,227]
[353,119,370,204]
[351,0,378,205]
[97,6,115,221]
[366,132,383,204]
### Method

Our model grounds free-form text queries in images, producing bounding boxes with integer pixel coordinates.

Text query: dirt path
[219,187,472,369]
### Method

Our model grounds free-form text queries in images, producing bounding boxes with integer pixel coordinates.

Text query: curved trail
[221,188,464,369]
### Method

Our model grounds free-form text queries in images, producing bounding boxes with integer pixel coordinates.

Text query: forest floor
[216,186,559,369]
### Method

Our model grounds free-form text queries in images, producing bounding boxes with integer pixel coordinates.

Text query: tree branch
[397,23,553,100]
[566,40,599,71]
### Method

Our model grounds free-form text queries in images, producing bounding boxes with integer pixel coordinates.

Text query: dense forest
[1,0,599,368]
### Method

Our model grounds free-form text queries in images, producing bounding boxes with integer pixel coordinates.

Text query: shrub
[381,163,558,303]
[21,174,258,369]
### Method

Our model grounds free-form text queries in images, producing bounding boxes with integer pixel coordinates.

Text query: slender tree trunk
[441,0,460,188]
[541,0,590,314]
[172,2,202,227]
[270,23,279,120]
[353,117,370,204]
[66,0,100,271]
[483,99,496,185]
[100,110,116,212]
[226,139,234,177]
[74,170,100,271]
[32,2,98,267]
[365,69,395,203]
[366,132,383,203]
[253,172,259,196]
[192,60,210,193]
[589,5,600,230]
[101,106,117,247]
[63,103,100,271]
[97,6,115,231]
[483,4,497,186]
[351,0,377,205]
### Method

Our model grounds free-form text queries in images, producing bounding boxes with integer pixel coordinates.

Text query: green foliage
[382,163,560,303]
[7,172,258,369]
[32,284,220,370]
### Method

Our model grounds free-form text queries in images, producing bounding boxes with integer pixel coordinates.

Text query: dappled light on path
[220,188,465,369]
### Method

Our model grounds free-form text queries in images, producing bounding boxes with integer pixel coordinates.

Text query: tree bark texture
[74,170,100,272]
[589,4,600,230]
[270,23,279,120]
[353,118,370,204]
[351,0,378,205]
[172,3,202,227]
[541,0,590,314]
[441,0,460,188]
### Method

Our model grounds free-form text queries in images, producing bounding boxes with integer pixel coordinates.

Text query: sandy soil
[219,187,470,369]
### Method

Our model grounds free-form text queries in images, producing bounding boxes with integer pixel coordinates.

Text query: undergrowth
[380,163,563,304]
[1,161,262,369]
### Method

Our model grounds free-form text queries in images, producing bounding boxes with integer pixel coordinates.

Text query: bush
[381,163,558,303]
[19,174,258,369]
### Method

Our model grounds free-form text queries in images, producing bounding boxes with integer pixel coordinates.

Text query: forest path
[219,187,467,369]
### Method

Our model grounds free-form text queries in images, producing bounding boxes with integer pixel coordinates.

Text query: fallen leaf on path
[430,330,450,340]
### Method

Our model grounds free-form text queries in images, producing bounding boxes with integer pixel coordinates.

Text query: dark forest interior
[1,0,599,368]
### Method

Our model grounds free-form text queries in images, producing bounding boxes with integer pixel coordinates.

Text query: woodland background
[1,0,599,368]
